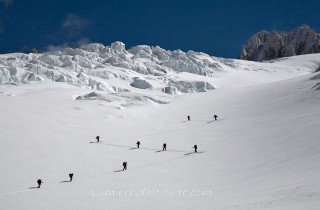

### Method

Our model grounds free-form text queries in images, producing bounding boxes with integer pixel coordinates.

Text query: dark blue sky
[0,0,319,58]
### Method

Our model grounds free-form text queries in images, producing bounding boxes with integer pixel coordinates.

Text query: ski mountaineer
[37,179,43,188]
[96,136,100,143]
[163,143,167,151]
[136,141,140,148]
[193,145,198,153]
[187,115,190,121]
[213,114,218,121]
[122,162,127,171]
[69,173,74,182]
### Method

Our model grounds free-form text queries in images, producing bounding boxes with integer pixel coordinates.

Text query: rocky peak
[238,25,320,61]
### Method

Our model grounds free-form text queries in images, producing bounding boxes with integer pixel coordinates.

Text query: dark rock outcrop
[238,25,320,61]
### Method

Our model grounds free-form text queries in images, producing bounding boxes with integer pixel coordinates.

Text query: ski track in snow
[0,183,61,196]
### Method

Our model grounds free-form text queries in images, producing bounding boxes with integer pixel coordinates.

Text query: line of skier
[187,114,218,121]
[37,173,73,188]
[136,141,167,150]
[36,114,217,188]
[136,141,196,152]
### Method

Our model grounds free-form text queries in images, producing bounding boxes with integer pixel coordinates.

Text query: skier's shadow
[129,148,138,150]
[113,169,123,173]
[28,186,38,189]
[60,180,70,183]
[206,119,224,123]
[184,151,205,155]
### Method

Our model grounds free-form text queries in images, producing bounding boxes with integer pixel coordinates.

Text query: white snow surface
[0,44,320,210]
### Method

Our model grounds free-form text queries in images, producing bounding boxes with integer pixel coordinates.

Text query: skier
[136,141,140,148]
[193,145,198,153]
[213,114,218,121]
[37,179,43,188]
[187,115,190,121]
[69,173,74,182]
[122,162,127,171]
[163,143,167,151]
[96,136,100,143]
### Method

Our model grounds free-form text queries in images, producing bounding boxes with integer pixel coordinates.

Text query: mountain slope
[0,53,319,210]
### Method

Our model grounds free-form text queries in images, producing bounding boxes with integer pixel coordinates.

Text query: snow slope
[0,46,320,210]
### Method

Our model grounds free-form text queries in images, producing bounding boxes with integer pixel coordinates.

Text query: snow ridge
[0,42,220,87]
[0,42,319,106]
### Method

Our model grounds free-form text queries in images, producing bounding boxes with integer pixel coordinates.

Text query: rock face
[239,25,320,61]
